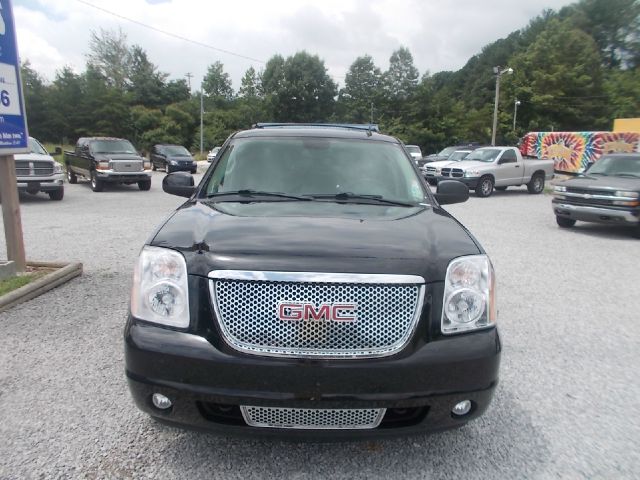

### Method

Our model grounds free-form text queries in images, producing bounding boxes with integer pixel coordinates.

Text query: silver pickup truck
[15,137,65,201]
[437,146,555,197]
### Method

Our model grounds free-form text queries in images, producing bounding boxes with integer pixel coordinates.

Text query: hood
[425,160,457,169]
[14,152,55,162]
[449,159,493,170]
[560,175,640,191]
[150,200,481,281]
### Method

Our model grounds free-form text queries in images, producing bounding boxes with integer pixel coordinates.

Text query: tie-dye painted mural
[519,132,640,173]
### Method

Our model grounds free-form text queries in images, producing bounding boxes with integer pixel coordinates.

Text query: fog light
[452,400,472,416]
[152,393,172,410]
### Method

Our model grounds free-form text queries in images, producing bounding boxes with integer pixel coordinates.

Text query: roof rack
[253,123,380,133]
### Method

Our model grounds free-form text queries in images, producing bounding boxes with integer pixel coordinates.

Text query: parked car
[207,146,221,162]
[14,137,65,201]
[405,145,423,163]
[150,144,197,173]
[552,153,640,237]
[64,137,152,192]
[423,150,472,185]
[125,123,500,439]
[443,146,555,197]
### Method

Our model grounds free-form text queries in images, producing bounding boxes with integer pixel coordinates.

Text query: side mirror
[163,172,196,198]
[434,180,469,205]
[54,147,62,155]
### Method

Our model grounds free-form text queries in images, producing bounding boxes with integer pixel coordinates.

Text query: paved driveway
[1,178,639,479]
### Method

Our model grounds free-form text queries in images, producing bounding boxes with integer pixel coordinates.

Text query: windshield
[587,154,640,176]
[406,145,421,154]
[90,140,136,154]
[464,148,502,163]
[28,137,48,155]
[448,150,471,161]
[437,147,457,157]
[203,137,425,204]
[163,145,191,156]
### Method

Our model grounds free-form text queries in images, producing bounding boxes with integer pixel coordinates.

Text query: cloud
[14,0,577,87]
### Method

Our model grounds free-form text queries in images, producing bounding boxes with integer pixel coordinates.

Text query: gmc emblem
[277,302,358,322]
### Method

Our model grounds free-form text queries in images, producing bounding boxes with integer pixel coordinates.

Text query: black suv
[150,144,197,173]
[125,124,501,439]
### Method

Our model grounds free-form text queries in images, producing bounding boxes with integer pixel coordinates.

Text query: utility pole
[370,102,374,125]
[185,72,193,92]
[200,89,204,155]
[513,99,521,131]
[491,66,514,146]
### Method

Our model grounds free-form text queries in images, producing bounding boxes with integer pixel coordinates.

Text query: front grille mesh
[112,160,142,172]
[241,406,386,429]
[15,161,54,176]
[441,168,463,178]
[212,279,422,358]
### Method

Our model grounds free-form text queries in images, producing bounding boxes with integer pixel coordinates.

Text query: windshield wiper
[206,189,312,201]
[308,192,415,207]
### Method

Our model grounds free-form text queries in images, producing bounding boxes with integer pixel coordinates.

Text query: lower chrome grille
[209,271,425,359]
[240,406,386,430]
[112,160,143,172]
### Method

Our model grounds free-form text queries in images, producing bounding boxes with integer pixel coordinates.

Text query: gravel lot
[1,174,639,479]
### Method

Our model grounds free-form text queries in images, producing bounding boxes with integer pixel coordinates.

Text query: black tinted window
[500,149,517,163]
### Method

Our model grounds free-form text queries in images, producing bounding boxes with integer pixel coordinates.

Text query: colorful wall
[519,131,640,173]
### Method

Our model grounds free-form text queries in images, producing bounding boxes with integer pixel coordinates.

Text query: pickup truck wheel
[476,176,494,197]
[90,171,104,192]
[495,186,507,191]
[138,180,152,191]
[556,216,576,228]
[66,167,77,184]
[151,162,157,171]
[48,188,64,201]
[527,174,545,194]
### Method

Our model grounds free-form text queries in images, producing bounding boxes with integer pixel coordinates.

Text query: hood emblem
[277,302,357,322]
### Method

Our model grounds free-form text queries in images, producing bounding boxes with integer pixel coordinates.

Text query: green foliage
[202,61,234,100]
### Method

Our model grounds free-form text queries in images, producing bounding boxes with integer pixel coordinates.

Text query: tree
[21,61,50,140]
[128,45,168,107]
[338,55,383,123]
[47,67,85,141]
[239,66,260,98]
[202,61,234,100]
[86,28,131,89]
[384,47,419,104]
[261,52,337,122]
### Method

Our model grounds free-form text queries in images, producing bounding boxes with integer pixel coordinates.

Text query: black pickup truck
[125,124,501,439]
[64,137,152,192]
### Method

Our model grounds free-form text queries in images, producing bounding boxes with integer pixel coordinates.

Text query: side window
[500,149,517,163]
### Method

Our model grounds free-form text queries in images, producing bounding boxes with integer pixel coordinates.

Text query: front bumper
[125,316,501,439]
[96,171,151,183]
[552,200,640,225]
[441,176,477,188]
[17,174,65,192]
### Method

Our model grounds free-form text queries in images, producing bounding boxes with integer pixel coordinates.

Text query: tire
[495,186,507,191]
[66,166,77,184]
[475,176,494,198]
[48,188,64,201]
[556,216,576,228]
[90,171,104,192]
[427,179,437,186]
[138,179,152,191]
[191,168,197,174]
[151,162,157,171]
[527,174,545,194]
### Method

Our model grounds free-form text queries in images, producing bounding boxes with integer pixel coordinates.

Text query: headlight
[442,255,496,334]
[53,162,63,174]
[464,170,480,178]
[554,185,567,193]
[130,246,190,328]
[615,190,639,198]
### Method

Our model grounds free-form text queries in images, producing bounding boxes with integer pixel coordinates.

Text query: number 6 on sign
[1,90,9,107]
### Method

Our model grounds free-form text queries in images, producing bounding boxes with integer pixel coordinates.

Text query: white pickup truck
[437,146,555,197]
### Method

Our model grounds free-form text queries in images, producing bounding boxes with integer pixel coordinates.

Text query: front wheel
[48,188,64,201]
[475,176,494,198]
[66,166,77,184]
[90,171,104,192]
[556,216,576,228]
[527,174,545,194]
[138,179,152,191]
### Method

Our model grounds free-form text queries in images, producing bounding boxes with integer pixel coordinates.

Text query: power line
[75,0,266,65]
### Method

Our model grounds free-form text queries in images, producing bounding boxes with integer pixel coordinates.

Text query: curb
[0,261,83,313]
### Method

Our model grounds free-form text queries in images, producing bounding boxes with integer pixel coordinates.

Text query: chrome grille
[441,168,463,178]
[241,406,386,429]
[210,271,424,358]
[15,161,54,176]
[112,160,143,172]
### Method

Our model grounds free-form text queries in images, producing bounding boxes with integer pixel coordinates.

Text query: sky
[13,0,577,90]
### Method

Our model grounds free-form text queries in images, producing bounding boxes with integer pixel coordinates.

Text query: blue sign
[0,0,28,154]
